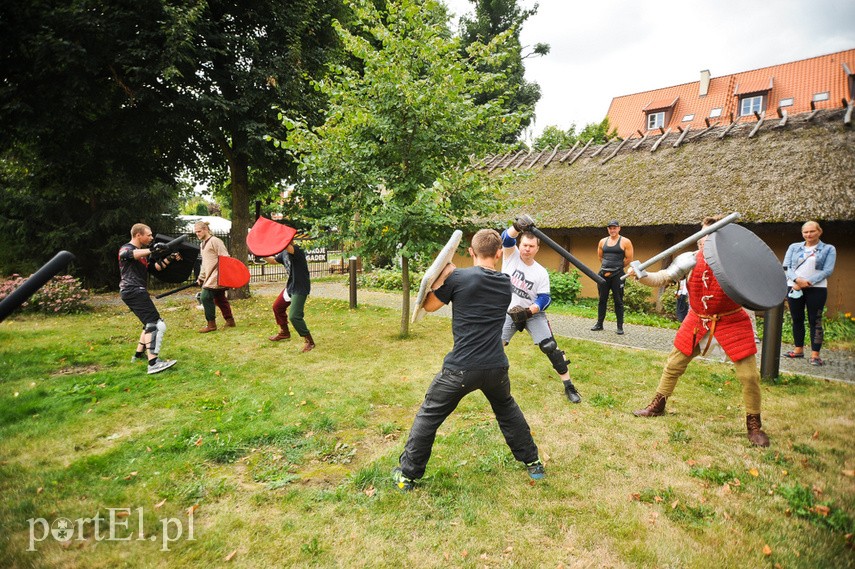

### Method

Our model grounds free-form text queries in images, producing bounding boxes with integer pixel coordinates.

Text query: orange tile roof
[606,48,855,139]
[642,96,679,111]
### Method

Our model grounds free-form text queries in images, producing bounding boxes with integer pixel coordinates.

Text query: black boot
[563,380,581,403]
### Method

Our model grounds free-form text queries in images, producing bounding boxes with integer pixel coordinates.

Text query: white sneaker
[147,359,177,375]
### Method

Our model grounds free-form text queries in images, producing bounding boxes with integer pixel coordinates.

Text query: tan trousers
[656,346,761,415]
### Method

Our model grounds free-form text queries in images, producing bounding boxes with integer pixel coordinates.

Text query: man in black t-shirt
[118,223,178,375]
[262,242,315,352]
[393,229,544,491]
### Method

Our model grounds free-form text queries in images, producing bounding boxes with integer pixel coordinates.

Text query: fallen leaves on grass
[748,468,759,477]
[225,549,237,561]
[154,499,166,509]
[763,544,772,556]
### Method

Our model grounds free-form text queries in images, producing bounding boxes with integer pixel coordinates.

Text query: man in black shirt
[263,242,315,352]
[118,223,178,375]
[393,229,544,491]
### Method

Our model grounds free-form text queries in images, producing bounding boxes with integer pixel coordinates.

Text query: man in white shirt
[501,215,582,403]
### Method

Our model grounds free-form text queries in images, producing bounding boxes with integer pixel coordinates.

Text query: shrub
[548,270,581,304]
[0,274,91,315]
[357,268,424,292]
[621,277,654,313]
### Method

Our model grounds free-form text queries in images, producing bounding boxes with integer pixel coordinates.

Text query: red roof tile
[606,49,855,138]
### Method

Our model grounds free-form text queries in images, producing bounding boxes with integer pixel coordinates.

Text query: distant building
[178,215,232,234]
[468,49,854,312]
[606,48,855,139]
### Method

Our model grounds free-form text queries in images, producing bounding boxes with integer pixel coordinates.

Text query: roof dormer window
[647,112,665,130]
[740,94,764,116]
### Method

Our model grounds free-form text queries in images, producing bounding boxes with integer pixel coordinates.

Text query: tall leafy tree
[154,0,349,296]
[457,0,549,141]
[276,0,525,335]
[0,0,348,291]
[0,0,188,286]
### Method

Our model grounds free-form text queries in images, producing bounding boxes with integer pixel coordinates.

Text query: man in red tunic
[628,216,769,447]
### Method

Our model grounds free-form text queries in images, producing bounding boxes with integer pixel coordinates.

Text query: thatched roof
[477,108,855,229]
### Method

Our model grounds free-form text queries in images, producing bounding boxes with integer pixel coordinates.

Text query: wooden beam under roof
[718,118,741,139]
[631,132,648,149]
[566,139,593,165]
[775,109,789,128]
[601,136,632,164]
[845,100,854,125]
[487,150,517,172]
[651,128,672,151]
[589,139,611,158]
[526,149,546,170]
[512,149,532,168]
[558,140,580,163]
[542,145,560,167]
[749,111,766,138]
[673,125,691,147]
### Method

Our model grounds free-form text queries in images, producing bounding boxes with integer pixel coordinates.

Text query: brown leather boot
[746,414,770,447]
[198,320,217,333]
[301,333,315,353]
[224,318,236,327]
[269,329,291,341]
[632,393,667,417]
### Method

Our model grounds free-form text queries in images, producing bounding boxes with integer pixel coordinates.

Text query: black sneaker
[563,380,581,404]
[590,324,603,331]
[616,328,624,335]
[526,459,546,480]
[392,467,415,492]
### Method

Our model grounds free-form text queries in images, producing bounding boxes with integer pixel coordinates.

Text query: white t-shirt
[794,245,827,288]
[502,247,550,309]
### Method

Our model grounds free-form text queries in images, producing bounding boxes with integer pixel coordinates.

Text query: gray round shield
[704,224,787,310]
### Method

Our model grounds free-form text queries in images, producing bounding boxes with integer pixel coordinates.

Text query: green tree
[532,124,578,150]
[0,0,189,287]
[276,0,525,335]
[154,0,349,296]
[457,0,549,142]
[578,117,617,144]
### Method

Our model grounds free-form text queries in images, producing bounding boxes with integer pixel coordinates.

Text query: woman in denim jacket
[782,221,836,366]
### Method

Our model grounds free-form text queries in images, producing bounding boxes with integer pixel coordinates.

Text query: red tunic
[673,250,757,361]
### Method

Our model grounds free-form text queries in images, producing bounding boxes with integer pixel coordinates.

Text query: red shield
[217,256,250,288]
[246,217,297,256]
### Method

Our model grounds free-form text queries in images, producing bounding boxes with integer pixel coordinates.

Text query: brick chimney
[699,69,711,97]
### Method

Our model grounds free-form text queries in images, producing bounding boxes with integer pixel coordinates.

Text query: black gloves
[150,242,168,255]
[508,305,532,332]
[512,214,535,233]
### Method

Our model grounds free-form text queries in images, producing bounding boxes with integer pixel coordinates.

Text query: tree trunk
[400,254,410,337]
[229,153,251,300]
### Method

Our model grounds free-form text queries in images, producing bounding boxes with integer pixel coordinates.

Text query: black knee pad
[539,337,569,375]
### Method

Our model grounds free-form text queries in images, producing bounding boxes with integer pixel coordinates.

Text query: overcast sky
[443,0,855,142]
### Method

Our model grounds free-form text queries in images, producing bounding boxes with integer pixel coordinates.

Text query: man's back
[434,266,511,371]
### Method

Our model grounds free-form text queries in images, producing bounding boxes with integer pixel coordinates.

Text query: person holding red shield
[194,221,236,333]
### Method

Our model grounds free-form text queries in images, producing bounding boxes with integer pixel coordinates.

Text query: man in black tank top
[591,220,634,334]
[393,229,544,491]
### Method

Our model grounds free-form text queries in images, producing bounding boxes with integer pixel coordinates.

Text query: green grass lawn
[1,294,853,568]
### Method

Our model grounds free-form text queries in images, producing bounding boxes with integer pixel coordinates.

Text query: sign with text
[305,247,327,263]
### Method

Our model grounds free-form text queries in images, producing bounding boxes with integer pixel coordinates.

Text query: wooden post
[348,256,358,309]
[760,304,784,380]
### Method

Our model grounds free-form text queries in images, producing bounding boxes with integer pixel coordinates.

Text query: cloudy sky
[443,0,855,142]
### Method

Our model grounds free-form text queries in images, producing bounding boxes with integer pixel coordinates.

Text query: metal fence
[148,227,352,291]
